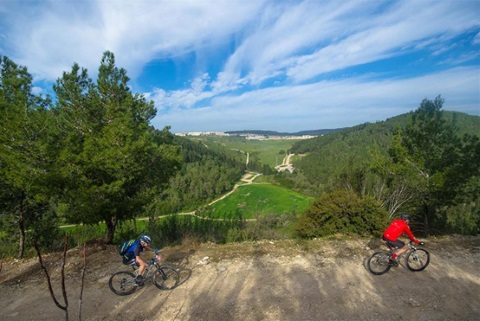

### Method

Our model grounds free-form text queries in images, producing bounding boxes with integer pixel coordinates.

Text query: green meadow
[207,183,314,219]
[55,181,314,249]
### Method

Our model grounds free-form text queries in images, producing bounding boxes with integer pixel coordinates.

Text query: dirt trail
[208,172,262,206]
[275,153,294,173]
[1,236,479,321]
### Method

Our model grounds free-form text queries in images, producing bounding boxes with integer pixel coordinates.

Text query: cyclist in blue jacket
[123,234,156,286]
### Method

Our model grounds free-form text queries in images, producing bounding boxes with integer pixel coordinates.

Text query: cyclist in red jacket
[383,214,424,266]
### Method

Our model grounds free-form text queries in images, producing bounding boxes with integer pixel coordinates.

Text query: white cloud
[1,0,266,81]
[283,1,479,83]
[2,0,477,86]
[473,32,480,45]
[152,66,480,132]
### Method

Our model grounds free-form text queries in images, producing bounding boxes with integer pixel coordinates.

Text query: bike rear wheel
[406,248,430,271]
[109,271,137,295]
[367,251,392,275]
[153,265,179,290]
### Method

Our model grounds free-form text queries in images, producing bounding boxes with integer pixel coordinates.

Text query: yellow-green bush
[295,190,388,238]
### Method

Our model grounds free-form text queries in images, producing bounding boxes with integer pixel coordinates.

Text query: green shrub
[145,211,246,248]
[0,236,18,258]
[295,190,388,238]
[30,211,64,251]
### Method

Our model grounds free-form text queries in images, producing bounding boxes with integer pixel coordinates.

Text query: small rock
[197,256,210,265]
[409,298,421,307]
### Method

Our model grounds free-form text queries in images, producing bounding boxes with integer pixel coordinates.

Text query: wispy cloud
[1,0,266,80]
[152,66,480,132]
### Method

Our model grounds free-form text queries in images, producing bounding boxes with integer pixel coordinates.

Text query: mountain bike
[367,241,430,275]
[109,254,179,295]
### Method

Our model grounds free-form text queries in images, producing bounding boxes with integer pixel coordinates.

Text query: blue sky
[0,0,479,133]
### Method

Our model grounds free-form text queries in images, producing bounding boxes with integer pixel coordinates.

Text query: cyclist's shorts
[122,256,136,266]
[382,236,405,249]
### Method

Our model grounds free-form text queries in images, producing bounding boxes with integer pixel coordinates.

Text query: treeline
[287,98,480,236]
[0,52,181,257]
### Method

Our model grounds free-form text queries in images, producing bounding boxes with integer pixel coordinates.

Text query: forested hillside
[155,137,246,214]
[288,110,479,193]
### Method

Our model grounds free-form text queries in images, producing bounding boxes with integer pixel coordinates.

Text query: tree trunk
[18,197,26,259]
[423,200,430,236]
[104,215,117,244]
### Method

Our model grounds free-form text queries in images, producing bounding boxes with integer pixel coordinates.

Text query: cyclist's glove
[418,241,425,246]
[154,248,159,254]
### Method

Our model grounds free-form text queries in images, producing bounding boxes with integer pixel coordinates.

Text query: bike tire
[153,265,179,290]
[367,251,392,275]
[108,271,137,295]
[406,248,430,272]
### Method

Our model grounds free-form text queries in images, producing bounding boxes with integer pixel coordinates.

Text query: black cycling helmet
[400,213,411,222]
[140,234,152,244]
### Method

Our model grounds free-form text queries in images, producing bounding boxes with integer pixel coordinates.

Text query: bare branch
[404,157,430,178]
[33,239,68,313]
[61,237,69,312]
[386,184,416,218]
[78,243,87,321]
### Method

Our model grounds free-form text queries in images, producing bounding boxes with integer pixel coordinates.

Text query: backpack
[119,239,137,256]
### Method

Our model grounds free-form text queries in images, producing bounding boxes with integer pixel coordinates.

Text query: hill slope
[288,111,480,192]
[1,236,479,321]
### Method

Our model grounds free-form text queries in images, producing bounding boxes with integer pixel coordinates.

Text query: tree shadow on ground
[164,249,196,288]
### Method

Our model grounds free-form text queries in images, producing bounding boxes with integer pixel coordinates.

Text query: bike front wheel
[367,251,392,275]
[406,249,430,271]
[109,271,137,295]
[153,265,179,290]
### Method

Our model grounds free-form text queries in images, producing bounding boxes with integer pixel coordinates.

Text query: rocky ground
[1,235,479,321]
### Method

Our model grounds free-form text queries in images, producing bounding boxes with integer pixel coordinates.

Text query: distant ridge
[225,128,344,136]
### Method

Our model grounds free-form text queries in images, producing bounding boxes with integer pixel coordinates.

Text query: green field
[189,136,304,168]
[58,183,314,246]
[207,183,314,219]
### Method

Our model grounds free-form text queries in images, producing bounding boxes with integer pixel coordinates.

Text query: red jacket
[383,219,419,244]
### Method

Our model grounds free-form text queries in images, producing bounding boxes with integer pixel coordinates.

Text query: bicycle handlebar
[147,254,163,266]
[409,241,425,246]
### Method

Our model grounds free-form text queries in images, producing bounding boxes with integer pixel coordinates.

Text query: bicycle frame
[131,254,163,280]
[384,240,417,256]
